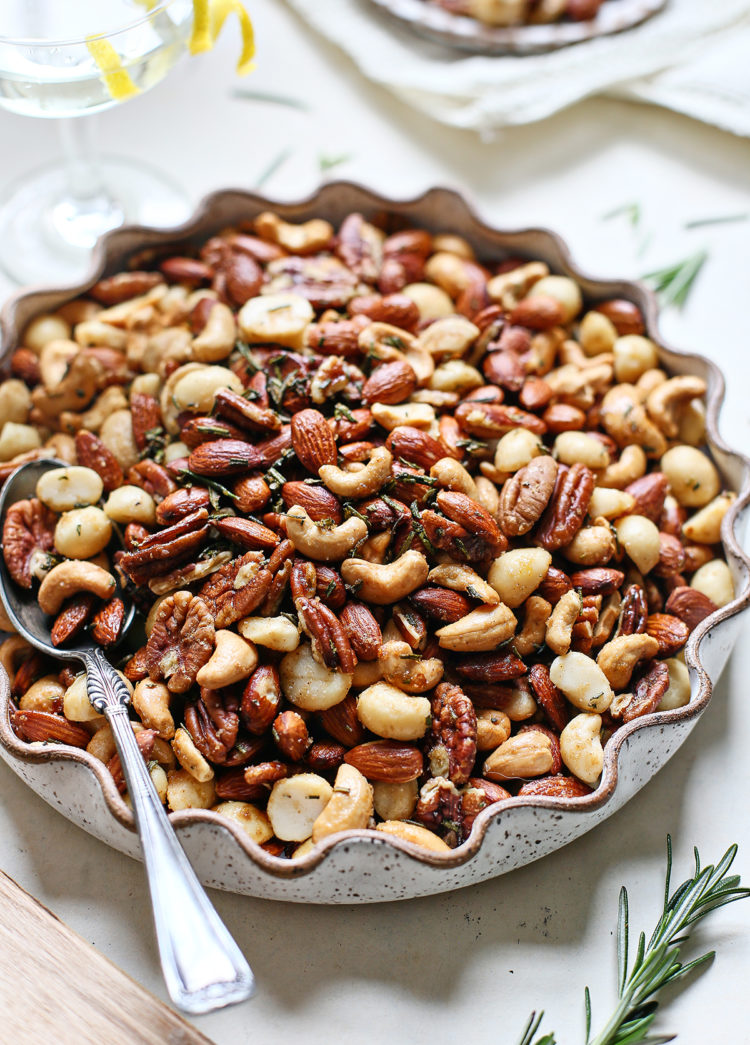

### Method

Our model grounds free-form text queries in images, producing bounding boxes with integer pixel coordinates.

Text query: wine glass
[0,0,196,286]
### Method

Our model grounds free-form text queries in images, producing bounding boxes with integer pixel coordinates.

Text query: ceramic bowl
[367,0,667,55]
[1,183,748,904]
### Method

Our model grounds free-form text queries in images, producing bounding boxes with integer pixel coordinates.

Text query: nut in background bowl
[0,183,749,904]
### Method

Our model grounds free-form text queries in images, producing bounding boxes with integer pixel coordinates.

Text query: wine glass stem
[50,116,125,250]
[58,116,106,200]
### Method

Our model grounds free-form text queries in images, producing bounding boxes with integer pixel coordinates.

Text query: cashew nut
[319,446,393,498]
[255,211,333,254]
[370,402,435,430]
[309,763,374,843]
[430,457,478,500]
[357,680,432,740]
[172,726,214,783]
[192,301,237,362]
[596,634,660,690]
[545,589,582,655]
[377,640,444,693]
[588,487,636,519]
[426,564,499,604]
[599,444,647,489]
[238,292,314,349]
[375,820,451,852]
[285,506,367,562]
[37,561,116,615]
[646,376,707,438]
[132,678,175,738]
[435,603,516,652]
[560,713,603,786]
[237,615,300,651]
[600,384,667,458]
[416,316,479,359]
[402,283,454,322]
[0,636,32,677]
[484,731,554,781]
[487,261,549,310]
[476,708,512,751]
[63,386,129,434]
[429,359,484,393]
[515,596,553,658]
[340,551,429,605]
[195,630,257,688]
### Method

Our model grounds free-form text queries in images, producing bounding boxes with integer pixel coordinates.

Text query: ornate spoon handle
[85,648,254,1014]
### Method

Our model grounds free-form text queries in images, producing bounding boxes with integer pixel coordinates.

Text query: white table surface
[1,3,749,1043]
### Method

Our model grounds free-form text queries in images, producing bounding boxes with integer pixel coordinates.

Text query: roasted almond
[281,481,343,524]
[291,408,338,473]
[74,430,124,492]
[409,586,473,624]
[187,438,263,476]
[664,586,717,631]
[385,426,445,470]
[14,710,90,748]
[319,694,366,747]
[509,294,565,330]
[625,472,668,523]
[645,613,690,657]
[594,299,645,336]
[339,601,383,661]
[569,568,625,595]
[362,360,417,406]
[517,774,592,798]
[455,401,546,437]
[344,740,423,783]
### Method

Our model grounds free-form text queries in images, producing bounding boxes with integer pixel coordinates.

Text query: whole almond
[362,360,417,406]
[409,586,473,624]
[509,294,565,330]
[645,613,690,657]
[319,694,366,747]
[594,298,645,336]
[385,426,445,470]
[187,438,263,476]
[339,601,383,661]
[291,408,338,473]
[344,740,423,783]
[455,401,546,437]
[664,586,717,631]
[281,480,343,524]
[625,472,668,523]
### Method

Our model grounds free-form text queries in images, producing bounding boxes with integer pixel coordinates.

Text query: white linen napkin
[284,0,750,137]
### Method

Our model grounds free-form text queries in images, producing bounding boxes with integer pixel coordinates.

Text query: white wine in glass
[0,0,196,285]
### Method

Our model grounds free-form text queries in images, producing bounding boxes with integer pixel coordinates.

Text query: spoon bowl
[0,458,136,660]
[0,458,255,1015]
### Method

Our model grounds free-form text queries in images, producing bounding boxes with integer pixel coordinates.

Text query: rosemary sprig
[255,147,293,189]
[642,249,708,309]
[520,838,749,1045]
[684,213,748,230]
[319,152,352,174]
[602,202,642,228]
[231,88,309,111]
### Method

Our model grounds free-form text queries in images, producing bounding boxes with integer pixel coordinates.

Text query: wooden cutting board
[0,871,216,1045]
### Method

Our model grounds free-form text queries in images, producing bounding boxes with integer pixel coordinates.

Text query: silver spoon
[0,459,254,1015]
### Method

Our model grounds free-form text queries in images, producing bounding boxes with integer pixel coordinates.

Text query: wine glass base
[0,157,192,286]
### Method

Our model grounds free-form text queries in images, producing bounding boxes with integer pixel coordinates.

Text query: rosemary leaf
[255,147,293,189]
[642,249,708,309]
[232,88,309,111]
[685,213,748,230]
[319,152,352,174]
[602,202,642,228]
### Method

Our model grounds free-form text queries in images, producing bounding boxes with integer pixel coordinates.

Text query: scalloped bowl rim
[1,182,748,883]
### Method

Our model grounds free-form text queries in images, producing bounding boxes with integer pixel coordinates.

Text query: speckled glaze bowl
[367,0,667,55]
[0,184,748,904]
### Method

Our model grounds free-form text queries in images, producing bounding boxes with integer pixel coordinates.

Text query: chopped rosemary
[642,249,708,309]
[602,201,642,227]
[685,212,748,229]
[334,402,356,423]
[255,146,293,189]
[318,152,352,174]
[232,88,309,111]
[176,469,237,501]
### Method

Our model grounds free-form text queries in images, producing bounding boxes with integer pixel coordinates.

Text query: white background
[0,2,749,1043]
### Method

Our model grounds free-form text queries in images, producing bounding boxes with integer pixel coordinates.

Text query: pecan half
[185,688,240,763]
[2,498,56,588]
[144,591,215,693]
[415,777,463,847]
[199,552,273,628]
[621,660,670,723]
[535,463,594,551]
[499,455,558,537]
[617,584,649,636]
[425,682,477,787]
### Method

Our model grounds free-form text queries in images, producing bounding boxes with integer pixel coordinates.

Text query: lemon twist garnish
[85,37,141,100]
[190,0,255,76]
[89,0,255,103]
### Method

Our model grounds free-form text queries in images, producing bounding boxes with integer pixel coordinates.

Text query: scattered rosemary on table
[684,213,748,230]
[255,146,293,188]
[641,250,708,309]
[517,838,749,1045]
[319,152,352,174]
[602,202,642,228]
[232,87,309,110]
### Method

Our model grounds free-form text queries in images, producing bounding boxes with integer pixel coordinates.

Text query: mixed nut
[431,0,608,27]
[0,207,736,857]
